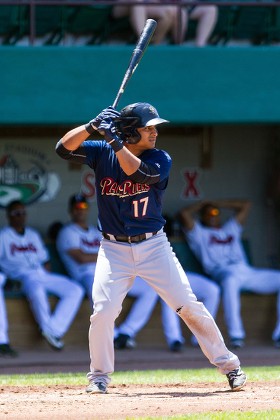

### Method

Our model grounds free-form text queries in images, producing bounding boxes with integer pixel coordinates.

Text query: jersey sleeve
[184,221,204,250]
[56,139,106,167]
[133,149,171,187]
[57,226,79,253]
[145,149,171,179]
[223,218,243,237]
[81,140,109,169]
[33,230,50,264]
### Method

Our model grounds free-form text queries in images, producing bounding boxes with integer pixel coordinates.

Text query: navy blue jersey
[66,140,171,236]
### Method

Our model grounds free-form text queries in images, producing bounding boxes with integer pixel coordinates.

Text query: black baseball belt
[102,231,158,244]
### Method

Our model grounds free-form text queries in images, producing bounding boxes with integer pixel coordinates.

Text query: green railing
[0,1,279,46]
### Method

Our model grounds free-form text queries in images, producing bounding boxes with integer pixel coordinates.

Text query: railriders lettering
[100,177,150,198]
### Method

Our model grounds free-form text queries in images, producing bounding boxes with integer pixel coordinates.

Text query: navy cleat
[169,340,183,352]
[114,334,136,349]
[0,344,18,357]
[229,338,245,349]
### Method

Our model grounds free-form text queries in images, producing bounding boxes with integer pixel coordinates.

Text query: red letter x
[184,170,199,198]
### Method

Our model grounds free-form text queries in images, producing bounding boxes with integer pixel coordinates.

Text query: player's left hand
[98,117,119,142]
[99,118,124,153]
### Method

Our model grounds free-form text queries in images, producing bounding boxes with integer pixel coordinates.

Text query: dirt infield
[1,344,280,419]
[1,381,280,419]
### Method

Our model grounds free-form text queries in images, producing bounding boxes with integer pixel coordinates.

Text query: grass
[133,413,280,419]
[0,365,279,386]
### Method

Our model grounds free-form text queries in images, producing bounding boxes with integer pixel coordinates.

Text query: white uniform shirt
[185,218,248,277]
[0,226,49,279]
[56,223,101,281]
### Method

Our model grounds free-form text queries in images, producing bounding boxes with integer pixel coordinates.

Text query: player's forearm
[181,201,205,217]
[212,199,251,210]
[115,146,141,175]
[179,202,203,230]
[59,125,90,151]
[68,249,98,264]
[77,253,98,264]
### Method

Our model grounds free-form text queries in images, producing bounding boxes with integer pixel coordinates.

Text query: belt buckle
[128,236,132,244]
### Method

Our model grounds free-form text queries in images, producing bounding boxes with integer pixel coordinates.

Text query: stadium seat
[0,5,28,45]
[265,5,280,44]
[209,4,239,45]
[64,5,113,45]
[31,3,68,45]
[231,3,270,45]
[105,14,136,44]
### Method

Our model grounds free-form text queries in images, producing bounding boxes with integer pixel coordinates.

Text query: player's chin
[149,139,156,147]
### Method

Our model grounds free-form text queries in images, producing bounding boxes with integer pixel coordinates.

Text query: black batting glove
[98,117,123,153]
[85,106,120,134]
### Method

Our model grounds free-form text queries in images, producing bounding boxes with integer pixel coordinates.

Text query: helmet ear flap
[124,131,141,144]
[115,117,141,144]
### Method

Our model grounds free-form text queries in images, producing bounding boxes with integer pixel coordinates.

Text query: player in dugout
[180,199,280,349]
[56,102,247,394]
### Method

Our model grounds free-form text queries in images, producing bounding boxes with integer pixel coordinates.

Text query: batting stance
[56,102,247,394]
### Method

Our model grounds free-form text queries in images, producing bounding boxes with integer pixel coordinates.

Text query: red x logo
[183,169,201,198]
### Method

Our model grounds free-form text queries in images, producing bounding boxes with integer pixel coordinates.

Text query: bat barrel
[112,19,157,109]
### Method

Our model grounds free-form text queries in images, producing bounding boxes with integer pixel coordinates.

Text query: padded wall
[1,45,280,125]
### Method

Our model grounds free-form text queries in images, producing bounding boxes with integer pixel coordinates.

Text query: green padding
[1,46,280,124]
[45,243,68,275]
[170,238,251,274]
[171,241,205,274]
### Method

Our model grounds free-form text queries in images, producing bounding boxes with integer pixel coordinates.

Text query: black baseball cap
[68,194,89,210]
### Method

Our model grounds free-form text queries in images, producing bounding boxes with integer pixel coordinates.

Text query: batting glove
[98,117,123,153]
[85,106,121,134]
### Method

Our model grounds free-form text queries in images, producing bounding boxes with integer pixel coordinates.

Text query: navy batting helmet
[115,102,169,144]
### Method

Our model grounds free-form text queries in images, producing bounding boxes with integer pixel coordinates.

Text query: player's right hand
[85,107,120,134]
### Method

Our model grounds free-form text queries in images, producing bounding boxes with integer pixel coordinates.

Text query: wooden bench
[4,240,278,349]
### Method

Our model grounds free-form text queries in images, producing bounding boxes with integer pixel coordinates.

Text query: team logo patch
[0,143,60,208]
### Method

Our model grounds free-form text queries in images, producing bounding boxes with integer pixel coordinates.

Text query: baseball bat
[112,19,157,109]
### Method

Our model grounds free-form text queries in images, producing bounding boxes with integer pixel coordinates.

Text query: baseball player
[180,199,280,349]
[56,102,246,393]
[56,194,102,308]
[115,272,220,351]
[0,200,84,351]
[0,271,18,357]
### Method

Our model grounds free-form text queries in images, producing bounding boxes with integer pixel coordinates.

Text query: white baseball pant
[116,272,220,347]
[0,273,8,344]
[21,267,84,338]
[88,231,240,385]
[216,263,280,340]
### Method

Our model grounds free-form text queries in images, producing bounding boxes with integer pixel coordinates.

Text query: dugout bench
[3,239,277,349]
